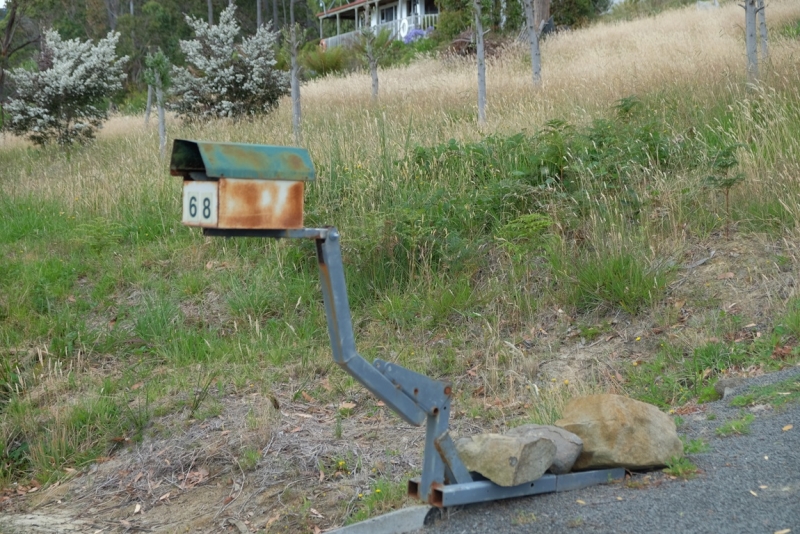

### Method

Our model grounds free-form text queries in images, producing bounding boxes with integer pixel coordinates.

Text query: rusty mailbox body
[170,139,315,229]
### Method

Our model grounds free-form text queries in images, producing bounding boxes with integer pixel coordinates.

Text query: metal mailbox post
[171,139,624,508]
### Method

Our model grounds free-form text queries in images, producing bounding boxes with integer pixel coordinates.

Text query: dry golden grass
[3,0,799,218]
[293,0,800,138]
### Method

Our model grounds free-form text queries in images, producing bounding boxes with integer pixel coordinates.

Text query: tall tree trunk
[533,0,550,31]
[364,4,379,101]
[290,0,302,144]
[273,0,279,30]
[744,0,758,84]
[756,0,768,63]
[1,0,38,126]
[129,0,134,15]
[208,0,214,24]
[257,0,263,27]
[473,0,486,125]
[155,73,166,158]
[144,84,153,125]
[523,0,541,85]
[105,0,119,30]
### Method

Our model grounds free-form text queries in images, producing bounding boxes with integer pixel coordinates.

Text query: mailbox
[170,139,315,230]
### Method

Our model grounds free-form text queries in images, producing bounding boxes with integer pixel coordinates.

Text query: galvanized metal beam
[202,224,625,510]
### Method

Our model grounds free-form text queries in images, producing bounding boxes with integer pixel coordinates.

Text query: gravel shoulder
[420,365,800,534]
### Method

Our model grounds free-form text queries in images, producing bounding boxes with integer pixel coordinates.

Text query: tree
[523,0,542,86]
[756,0,768,63]
[473,0,486,125]
[1,0,40,127]
[143,48,170,156]
[170,5,288,121]
[287,0,302,144]
[4,29,127,145]
[744,0,758,84]
[352,6,392,101]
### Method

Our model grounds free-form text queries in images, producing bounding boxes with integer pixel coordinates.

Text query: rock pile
[454,394,683,487]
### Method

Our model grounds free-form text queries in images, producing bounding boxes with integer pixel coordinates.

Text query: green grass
[682,437,711,454]
[729,378,800,409]
[716,414,756,437]
[663,456,700,479]
[346,478,411,525]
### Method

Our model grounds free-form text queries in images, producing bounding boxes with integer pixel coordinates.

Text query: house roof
[316,0,381,19]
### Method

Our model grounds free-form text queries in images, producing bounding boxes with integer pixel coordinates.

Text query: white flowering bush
[5,30,127,146]
[171,5,289,121]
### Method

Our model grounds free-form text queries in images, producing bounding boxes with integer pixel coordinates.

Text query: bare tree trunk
[257,0,263,28]
[744,0,758,84]
[273,0,279,30]
[533,0,550,31]
[1,0,39,126]
[155,73,166,158]
[363,5,379,101]
[523,0,541,85]
[208,0,214,24]
[144,84,153,125]
[473,0,486,125]
[105,0,120,30]
[756,0,768,63]
[290,0,302,145]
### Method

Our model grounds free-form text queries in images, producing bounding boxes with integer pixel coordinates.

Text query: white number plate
[182,181,218,227]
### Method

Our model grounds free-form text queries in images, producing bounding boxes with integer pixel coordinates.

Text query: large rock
[455,433,556,487]
[555,394,683,470]
[505,424,583,474]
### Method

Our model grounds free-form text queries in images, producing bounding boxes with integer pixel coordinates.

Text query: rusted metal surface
[170,139,315,182]
[218,178,305,229]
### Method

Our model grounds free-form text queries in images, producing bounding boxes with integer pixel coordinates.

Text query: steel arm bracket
[205,226,624,507]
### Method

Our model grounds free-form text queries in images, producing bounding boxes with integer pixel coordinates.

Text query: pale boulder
[505,424,583,474]
[455,433,556,487]
[555,394,683,470]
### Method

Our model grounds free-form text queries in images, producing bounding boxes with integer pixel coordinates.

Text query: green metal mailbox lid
[170,139,315,181]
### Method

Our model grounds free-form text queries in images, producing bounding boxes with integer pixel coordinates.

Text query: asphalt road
[419,365,800,534]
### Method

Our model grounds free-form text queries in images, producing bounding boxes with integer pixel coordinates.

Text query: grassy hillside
[1,1,800,530]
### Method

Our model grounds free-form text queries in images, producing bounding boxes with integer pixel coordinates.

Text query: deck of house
[322,13,439,48]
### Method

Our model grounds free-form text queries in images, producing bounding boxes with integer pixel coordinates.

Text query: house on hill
[318,0,439,48]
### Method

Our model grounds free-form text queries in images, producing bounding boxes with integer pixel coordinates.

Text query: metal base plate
[409,468,625,507]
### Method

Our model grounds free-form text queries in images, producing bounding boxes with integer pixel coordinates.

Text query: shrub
[170,5,288,121]
[4,30,127,145]
[301,45,348,78]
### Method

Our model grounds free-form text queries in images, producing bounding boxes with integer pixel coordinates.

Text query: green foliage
[681,436,711,454]
[301,45,348,77]
[170,5,288,121]
[729,378,800,409]
[663,456,698,478]
[143,48,171,89]
[549,249,668,314]
[552,0,596,27]
[435,0,472,40]
[346,478,409,525]
[775,297,800,339]
[778,18,800,39]
[715,413,755,436]
[4,30,128,145]
[604,0,695,22]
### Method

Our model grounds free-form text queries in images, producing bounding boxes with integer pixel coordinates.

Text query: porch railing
[323,13,439,49]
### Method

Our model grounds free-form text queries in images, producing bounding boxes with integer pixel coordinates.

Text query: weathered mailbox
[170,139,315,230]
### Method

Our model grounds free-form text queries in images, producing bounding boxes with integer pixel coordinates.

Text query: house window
[380,5,397,23]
